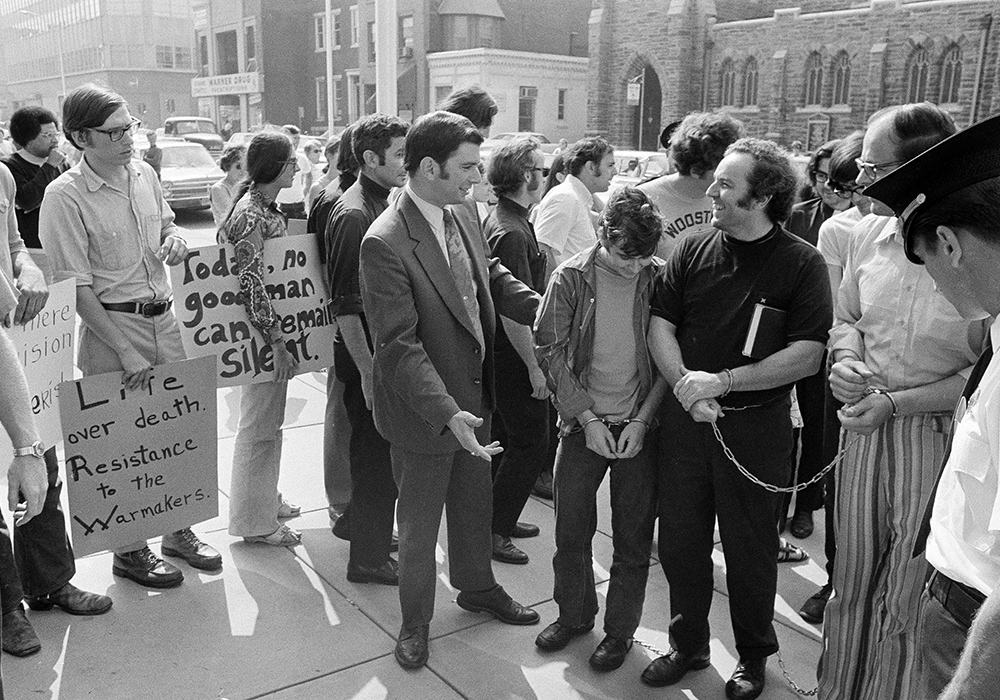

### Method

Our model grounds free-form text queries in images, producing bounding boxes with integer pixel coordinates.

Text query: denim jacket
[534,244,663,432]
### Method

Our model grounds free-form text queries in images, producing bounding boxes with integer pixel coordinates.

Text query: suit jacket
[360,189,539,454]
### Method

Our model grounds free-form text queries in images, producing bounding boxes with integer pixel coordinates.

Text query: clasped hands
[674,368,727,423]
[830,358,894,434]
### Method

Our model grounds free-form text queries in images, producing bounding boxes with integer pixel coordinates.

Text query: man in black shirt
[484,136,550,565]
[2,107,68,279]
[644,138,832,700]
[325,113,408,585]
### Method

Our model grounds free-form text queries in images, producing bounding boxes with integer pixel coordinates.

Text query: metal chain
[711,420,859,494]
[630,638,818,697]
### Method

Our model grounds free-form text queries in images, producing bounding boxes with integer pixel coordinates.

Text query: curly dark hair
[725,138,799,223]
[670,112,744,177]
[351,113,409,166]
[219,144,246,172]
[487,136,541,198]
[564,137,614,178]
[600,187,663,259]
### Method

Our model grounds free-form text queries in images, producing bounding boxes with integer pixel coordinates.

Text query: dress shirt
[405,183,449,264]
[14,149,45,167]
[830,214,985,390]
[533,174,597,267]
[927,321,1000,596]
[0,163,25,279]
[39,157,176,305]
[816,206,864,270]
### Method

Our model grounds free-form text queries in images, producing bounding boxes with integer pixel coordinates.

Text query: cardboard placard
[170,235,336,387]
[60,356,218,556]
[0,278,76,458]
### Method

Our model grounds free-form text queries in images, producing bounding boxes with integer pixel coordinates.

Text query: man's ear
[362,149,380,169]
[70,130,90,149]
[418,155,439,180]
[936,225,964,267]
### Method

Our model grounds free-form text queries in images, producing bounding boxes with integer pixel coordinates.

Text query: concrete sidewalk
[6,372,825,699]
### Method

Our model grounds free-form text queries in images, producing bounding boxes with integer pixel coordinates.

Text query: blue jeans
[552,428,657,638]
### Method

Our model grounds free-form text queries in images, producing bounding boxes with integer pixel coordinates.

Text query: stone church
[588,0,1000,149]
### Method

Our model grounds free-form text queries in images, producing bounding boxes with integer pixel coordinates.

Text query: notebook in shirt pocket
[91,227,138,270]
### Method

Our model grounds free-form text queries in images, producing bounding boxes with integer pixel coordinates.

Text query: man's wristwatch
[13,441,45,459]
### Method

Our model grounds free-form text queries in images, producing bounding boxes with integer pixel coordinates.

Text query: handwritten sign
[170,235,336,386]
[59,356,218,556]
[0,279,76,458]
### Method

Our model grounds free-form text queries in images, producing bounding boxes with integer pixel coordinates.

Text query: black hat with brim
[864,112,1000,264]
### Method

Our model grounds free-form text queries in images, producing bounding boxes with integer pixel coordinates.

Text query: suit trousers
[228,380,288,538]
[0,447,75,612]
[552,428,656,638]
[391,442,497,632]
[819,413,948,700]
[337,345,397,568]
[658,395,792,660]
[77,311,187,554]
[323,367,352,510]
[490,347,550,536]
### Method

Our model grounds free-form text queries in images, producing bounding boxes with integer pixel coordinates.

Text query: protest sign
[0,278,76,458]
[60,356,218,556]
[170,235,336,387]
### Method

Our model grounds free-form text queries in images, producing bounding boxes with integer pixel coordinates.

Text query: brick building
[589,0,1000,149]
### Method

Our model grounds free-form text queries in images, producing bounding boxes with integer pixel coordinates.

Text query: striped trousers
[818,412,950,700]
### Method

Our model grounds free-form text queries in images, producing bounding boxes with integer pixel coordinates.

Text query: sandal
[244,524,302,547]
[777,537,809,563]
[277,498,301,519]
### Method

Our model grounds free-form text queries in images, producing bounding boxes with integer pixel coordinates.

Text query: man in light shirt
[820,103,987,700]
[534,137,615,272]
[865,112,1000,700]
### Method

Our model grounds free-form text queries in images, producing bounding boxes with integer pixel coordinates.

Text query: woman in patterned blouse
[218,132,303,547]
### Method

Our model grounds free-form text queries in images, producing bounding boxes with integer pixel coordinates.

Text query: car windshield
[160,145,216,169]
[172,120,217,135]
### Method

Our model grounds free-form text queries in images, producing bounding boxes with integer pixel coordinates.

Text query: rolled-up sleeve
[38,187,92,286]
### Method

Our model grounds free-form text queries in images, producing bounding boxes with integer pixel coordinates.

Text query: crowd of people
[0,79,997,700]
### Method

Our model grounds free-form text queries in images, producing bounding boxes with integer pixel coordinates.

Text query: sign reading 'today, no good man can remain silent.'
[59,356,218,556]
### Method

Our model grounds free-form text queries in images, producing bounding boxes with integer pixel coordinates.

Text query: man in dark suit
[360,111,540,670]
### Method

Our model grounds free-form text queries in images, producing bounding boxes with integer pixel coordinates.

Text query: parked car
[163,117,224,159]
[134,140,223,210]
[594,150,673,208]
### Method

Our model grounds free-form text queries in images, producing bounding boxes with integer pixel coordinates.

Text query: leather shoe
[789,510,814,539]
[347,558,399,585]
[395,625,429,669]
[332,509,350,540]
[535,619,594,651]
[456,585,540,625]
[726,657,766,700]
[589,635,633,671]
[799,582,832,624]
[26,583,112,616]
[511,522,540,538]
[389,533,399,553]
[161,528,222,571]
[641,646,711,687]
[1,606,40,657]
[113,547,184,588]
[492,534,529,564]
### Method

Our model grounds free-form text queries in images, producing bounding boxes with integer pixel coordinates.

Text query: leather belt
[101,299,172,317]
[928,569,986,629]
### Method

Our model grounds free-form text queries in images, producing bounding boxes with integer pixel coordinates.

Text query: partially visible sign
[0,279,76,458]
[191,72,261,97]
[60,357,218,556]
[627,82,641,106]
[170,235,336,387]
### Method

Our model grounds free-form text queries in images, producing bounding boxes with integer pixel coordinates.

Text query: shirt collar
[79,155,139,193]
[359,172,391,201]
[873,215,902,245]
[406,183,444,232]
[15,149,46,166]
[564,174,595,208]
[990,318,1000,356]
[497,196,531,219]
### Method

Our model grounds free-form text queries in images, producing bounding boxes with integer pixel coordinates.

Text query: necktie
[443,209,485,353]
[913,339,994,555]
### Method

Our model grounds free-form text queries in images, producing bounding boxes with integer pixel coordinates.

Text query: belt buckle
[140,301,162,317]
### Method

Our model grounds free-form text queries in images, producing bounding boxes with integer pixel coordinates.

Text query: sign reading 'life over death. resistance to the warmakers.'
[0,278,76,459]
[170,235,336,387]
[59,356,218,557]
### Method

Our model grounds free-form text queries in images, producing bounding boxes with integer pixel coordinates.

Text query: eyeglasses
[831,182,863,197]
[855,157,905,180]
[812,171,830,184]
[528,167,546,173]
[89,118,141,142]
[280,158,298,166]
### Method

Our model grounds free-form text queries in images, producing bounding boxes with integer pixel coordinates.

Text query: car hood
[180,133,224,148]
[161,165,224,180]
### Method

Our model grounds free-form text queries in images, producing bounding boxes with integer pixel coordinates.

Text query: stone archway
[623,58,663,151]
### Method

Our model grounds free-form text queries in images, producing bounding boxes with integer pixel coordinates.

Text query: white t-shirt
[816,206,864,269]
[534,174,597,267]
[638,175,714,259]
